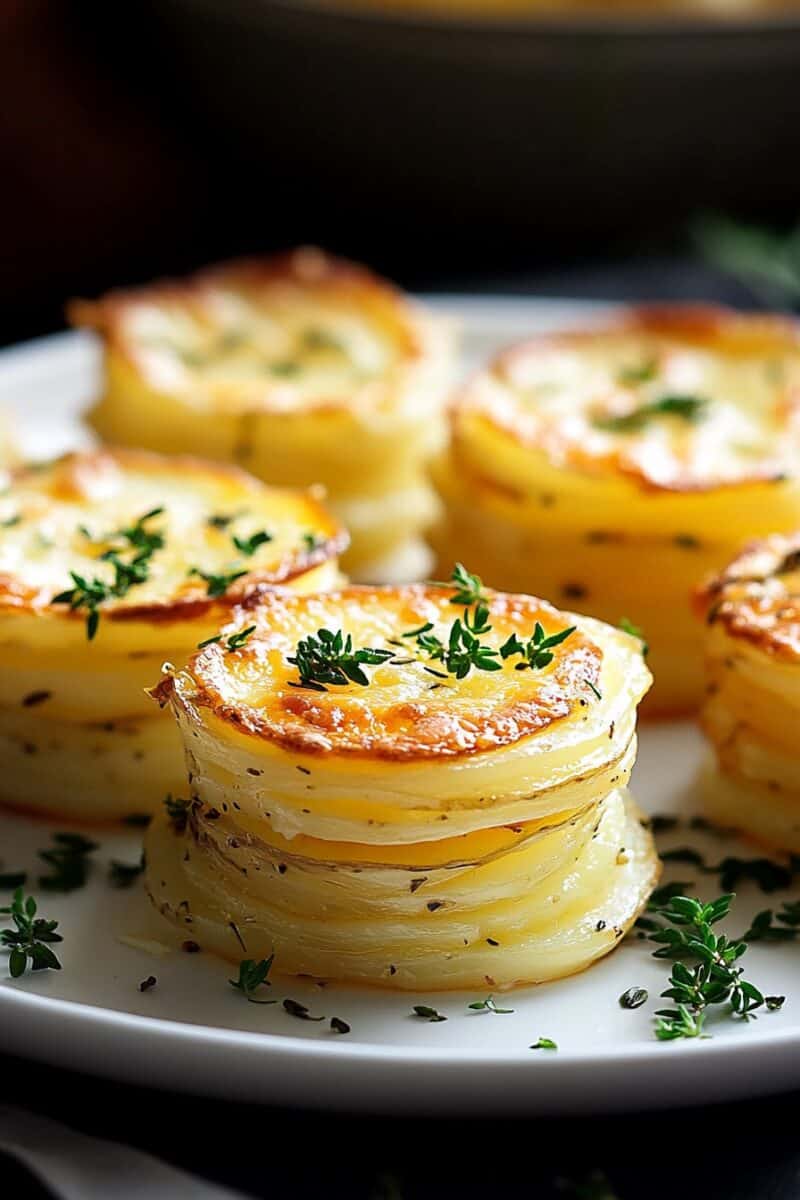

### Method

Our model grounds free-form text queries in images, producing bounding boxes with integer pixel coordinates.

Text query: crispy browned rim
[451,303,800,495]
[0,446,348,622]
[68,246,427,368]
[156,584,606,760]
[695,529,800,660]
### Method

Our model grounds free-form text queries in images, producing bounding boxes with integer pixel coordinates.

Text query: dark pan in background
[139,0,800,259]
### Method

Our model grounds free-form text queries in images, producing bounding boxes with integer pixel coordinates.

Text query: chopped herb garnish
[283,997,324,1021]
[0,888,62,977]
[619,987,648,1010]
[197,624,257,652]
[188,567,248,598]
[232,529,273,557]
[500,621,576,672]
[593,394,708,433]
[288,628,393,692]
[412,1004,447,1022]
[330,1016,351,1034]
[164,794,190,833]
[584,678,603,702]
[207,512,240,531]
[530,1037,558,1050]
[109,854,145,888]
[270,360,301,377]
[302,532,324,552]
[229,956,276,1003]
[38,832,97,892]
[0,513,21,528]
[139,975,157,992]
[52,508,165,639]
[467,995,514,1014]
[766,995,786,1011]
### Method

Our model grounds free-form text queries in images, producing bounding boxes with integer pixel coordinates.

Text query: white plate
[0,302,798,1115]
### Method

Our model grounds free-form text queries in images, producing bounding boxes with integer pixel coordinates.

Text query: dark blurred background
[4,0,800,349]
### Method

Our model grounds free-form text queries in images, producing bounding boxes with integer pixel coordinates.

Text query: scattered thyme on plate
[229,956,276,1004]
[412,1004,447,1022]
[592,394,708,434]
[188,566,248,598]
[198,624,257,652]
[38,832,97,892]
[467,995,514,1014]
[642,893,772,1041]
[0,888,62,978]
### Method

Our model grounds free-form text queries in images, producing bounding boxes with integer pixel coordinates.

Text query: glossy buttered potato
[146,579,657,989]
[71,247,453,577]
[0,447,345,820]
[431,305,800,715]
[696,533,800,852]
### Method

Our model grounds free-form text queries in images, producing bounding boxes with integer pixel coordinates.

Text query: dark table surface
[3,259,798,1200]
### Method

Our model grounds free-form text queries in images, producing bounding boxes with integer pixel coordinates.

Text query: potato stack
[71,248,453,579]
[696,532,800,853]
[0,448,345,820]
[431,306,800,715]
[146,573,657,990]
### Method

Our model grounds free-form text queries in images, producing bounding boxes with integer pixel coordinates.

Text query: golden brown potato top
[454,306,800,493]
[164,582,616,760]
[0,448,345,625]
[696,530,800,660]
[70,247,444,417]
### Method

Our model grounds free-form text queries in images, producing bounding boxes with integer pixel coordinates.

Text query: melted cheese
[71,248,441,419]
[456,307,800,494]
[172,584,645,761]
[0,448,345,621]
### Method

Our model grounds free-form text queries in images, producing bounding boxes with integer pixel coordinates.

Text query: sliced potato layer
[697,531,800,852]
[0,447,344,818]
[147,581,656,988]
[432,306,800,714]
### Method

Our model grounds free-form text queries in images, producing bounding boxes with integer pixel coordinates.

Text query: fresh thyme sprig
[0,888,62,977]
[232,529,272,557]
[188,566,248,598]
[499,621,576,672]
[229,956,277,1003]
[593,394,708,434]
[530,1037,558,1050]
[642,893,768,1040]
[38,833,97,892]
[288,628,394,692]
[437,562,486,607]
[467,995,514,1014]
[53,508,166,639]
[197,625,257,652]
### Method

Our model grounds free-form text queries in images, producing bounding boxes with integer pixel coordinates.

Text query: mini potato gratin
[145,574,657,990]
[696,532,800,853]
[0,448,346,821]
[71,247,453,578]
[431,306,800,715]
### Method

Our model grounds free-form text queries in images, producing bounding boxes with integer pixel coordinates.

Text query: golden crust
[695,530,800,661]
[69,247,435,417]
[166,584,603,761]
[454,304,800,494]
[0,447,346,622]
